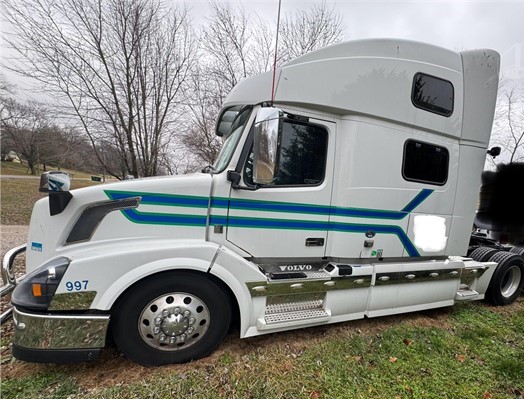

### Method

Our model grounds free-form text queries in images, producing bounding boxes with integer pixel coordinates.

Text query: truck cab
[3,39,523,366]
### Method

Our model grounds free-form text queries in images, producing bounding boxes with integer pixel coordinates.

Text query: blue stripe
[331,207,406,220]
[330,222,419,256]
[213,216,420,257]
[210,215,328,230]
[122,209,207,226]
[106,189,433,220]
[227,199,330,215]
[402,189,433,212]
[107,191,210,208]
[106,189,431,257]
[118,211,419,257]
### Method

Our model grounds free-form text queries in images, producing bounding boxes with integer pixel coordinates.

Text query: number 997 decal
[65,280,89,291]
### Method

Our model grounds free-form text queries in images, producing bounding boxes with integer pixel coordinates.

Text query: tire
[509,246,524,256]
[469,246,500,262]
[466,246,479,257]
[485,251,524,306]
[112,272,232,366]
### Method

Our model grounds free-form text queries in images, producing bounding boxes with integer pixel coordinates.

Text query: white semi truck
[2,39,524,366]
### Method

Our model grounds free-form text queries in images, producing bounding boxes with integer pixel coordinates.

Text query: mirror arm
[227,170,258,191]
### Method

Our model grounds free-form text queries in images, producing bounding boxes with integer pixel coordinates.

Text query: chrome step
[265,309,329,325]
[455,288,479,301]
[265,299,323,314]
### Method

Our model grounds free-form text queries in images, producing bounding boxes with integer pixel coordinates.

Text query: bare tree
[183,2,347,166]
[3,0,196,178]
[490,85,524,166]
[201,1,250,94]
[0,98,52,174]
[182,67,223,166]
[278,2,346,64]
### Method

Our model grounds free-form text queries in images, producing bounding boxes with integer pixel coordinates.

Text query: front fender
[53,239,220,310]
[209,246,266,338]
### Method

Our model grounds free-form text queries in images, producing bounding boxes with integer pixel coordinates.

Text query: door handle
[305,237,325,247]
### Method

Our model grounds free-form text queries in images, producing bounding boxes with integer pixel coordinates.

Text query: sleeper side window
[402,140,449,185]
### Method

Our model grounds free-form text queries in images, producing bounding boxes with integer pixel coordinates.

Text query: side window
[411,73,454,117]
[244,120,328,186]
[402,140,449,185]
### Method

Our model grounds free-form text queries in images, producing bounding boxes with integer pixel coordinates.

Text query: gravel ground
[1,225,29,260]
[1,225,28,282]
[1,225,28,303]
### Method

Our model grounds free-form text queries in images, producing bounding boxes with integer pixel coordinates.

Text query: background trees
[490,85,524,166]
[2,0,346,176]
[3,0,196,178]
[181,1,346,167]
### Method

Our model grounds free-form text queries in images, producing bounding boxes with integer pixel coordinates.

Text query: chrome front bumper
[12,307,110,363]
[1,244,27,324]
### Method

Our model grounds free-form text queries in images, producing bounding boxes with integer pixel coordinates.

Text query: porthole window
[412,73,454,117]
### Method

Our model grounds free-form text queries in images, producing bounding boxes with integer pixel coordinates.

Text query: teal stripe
[106,189,433,220]
[105,189,432,257]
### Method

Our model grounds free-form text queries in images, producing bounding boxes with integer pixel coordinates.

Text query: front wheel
[112,272,232,366]
[485,252,524,306]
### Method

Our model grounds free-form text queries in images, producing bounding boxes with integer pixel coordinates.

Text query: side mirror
[253,107,282,185]
[39,171,71,192]
[487,146,501,158]
[39,171,73,216]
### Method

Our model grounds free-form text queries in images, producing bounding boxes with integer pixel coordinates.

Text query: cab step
[265,309,330,324]
[257,299,330,330]
[455,287,479,301]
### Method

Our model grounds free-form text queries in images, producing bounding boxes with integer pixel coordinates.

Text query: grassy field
[0,161,96,179]
[0,176,99,225]
[0,300,523,399]
[0,175,523,398]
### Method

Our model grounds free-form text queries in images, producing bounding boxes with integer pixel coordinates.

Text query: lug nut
[169,337,176,344]
[183,310,190,317]
[174,307,181,315]
[153,327,160,334]
[159,334,167,342]
[154,317,162,325]
[189,317,195,325]
[187,327,194,334]
[179,334,186,342]
[162,310,169,317]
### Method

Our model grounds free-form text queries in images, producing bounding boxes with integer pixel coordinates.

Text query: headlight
[12,257,70,311]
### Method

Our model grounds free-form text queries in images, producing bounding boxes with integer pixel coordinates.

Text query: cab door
[226,116,335,258]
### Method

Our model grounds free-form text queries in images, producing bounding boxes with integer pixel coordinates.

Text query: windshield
[213,106,252,172]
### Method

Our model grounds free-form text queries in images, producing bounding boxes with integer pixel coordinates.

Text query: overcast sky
[2,0,523,95]
[186,0,524,81]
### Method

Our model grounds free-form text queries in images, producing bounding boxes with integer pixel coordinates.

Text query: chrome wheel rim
[139,293,210,351]
[500,265,522,298]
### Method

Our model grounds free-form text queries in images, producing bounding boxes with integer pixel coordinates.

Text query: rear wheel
[485,252,524,306]
[112,272,232,366]
[509,246,524,256]
[469,246,500,262]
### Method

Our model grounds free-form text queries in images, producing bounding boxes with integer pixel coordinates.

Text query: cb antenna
[271,0,282,106]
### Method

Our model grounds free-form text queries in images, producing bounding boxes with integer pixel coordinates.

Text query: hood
[26,173,213,273]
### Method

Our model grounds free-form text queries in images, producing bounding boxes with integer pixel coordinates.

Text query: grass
[1,166,523,398]
[0,161,96,179]
[1,300,523,399]
[0,176,99,225]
